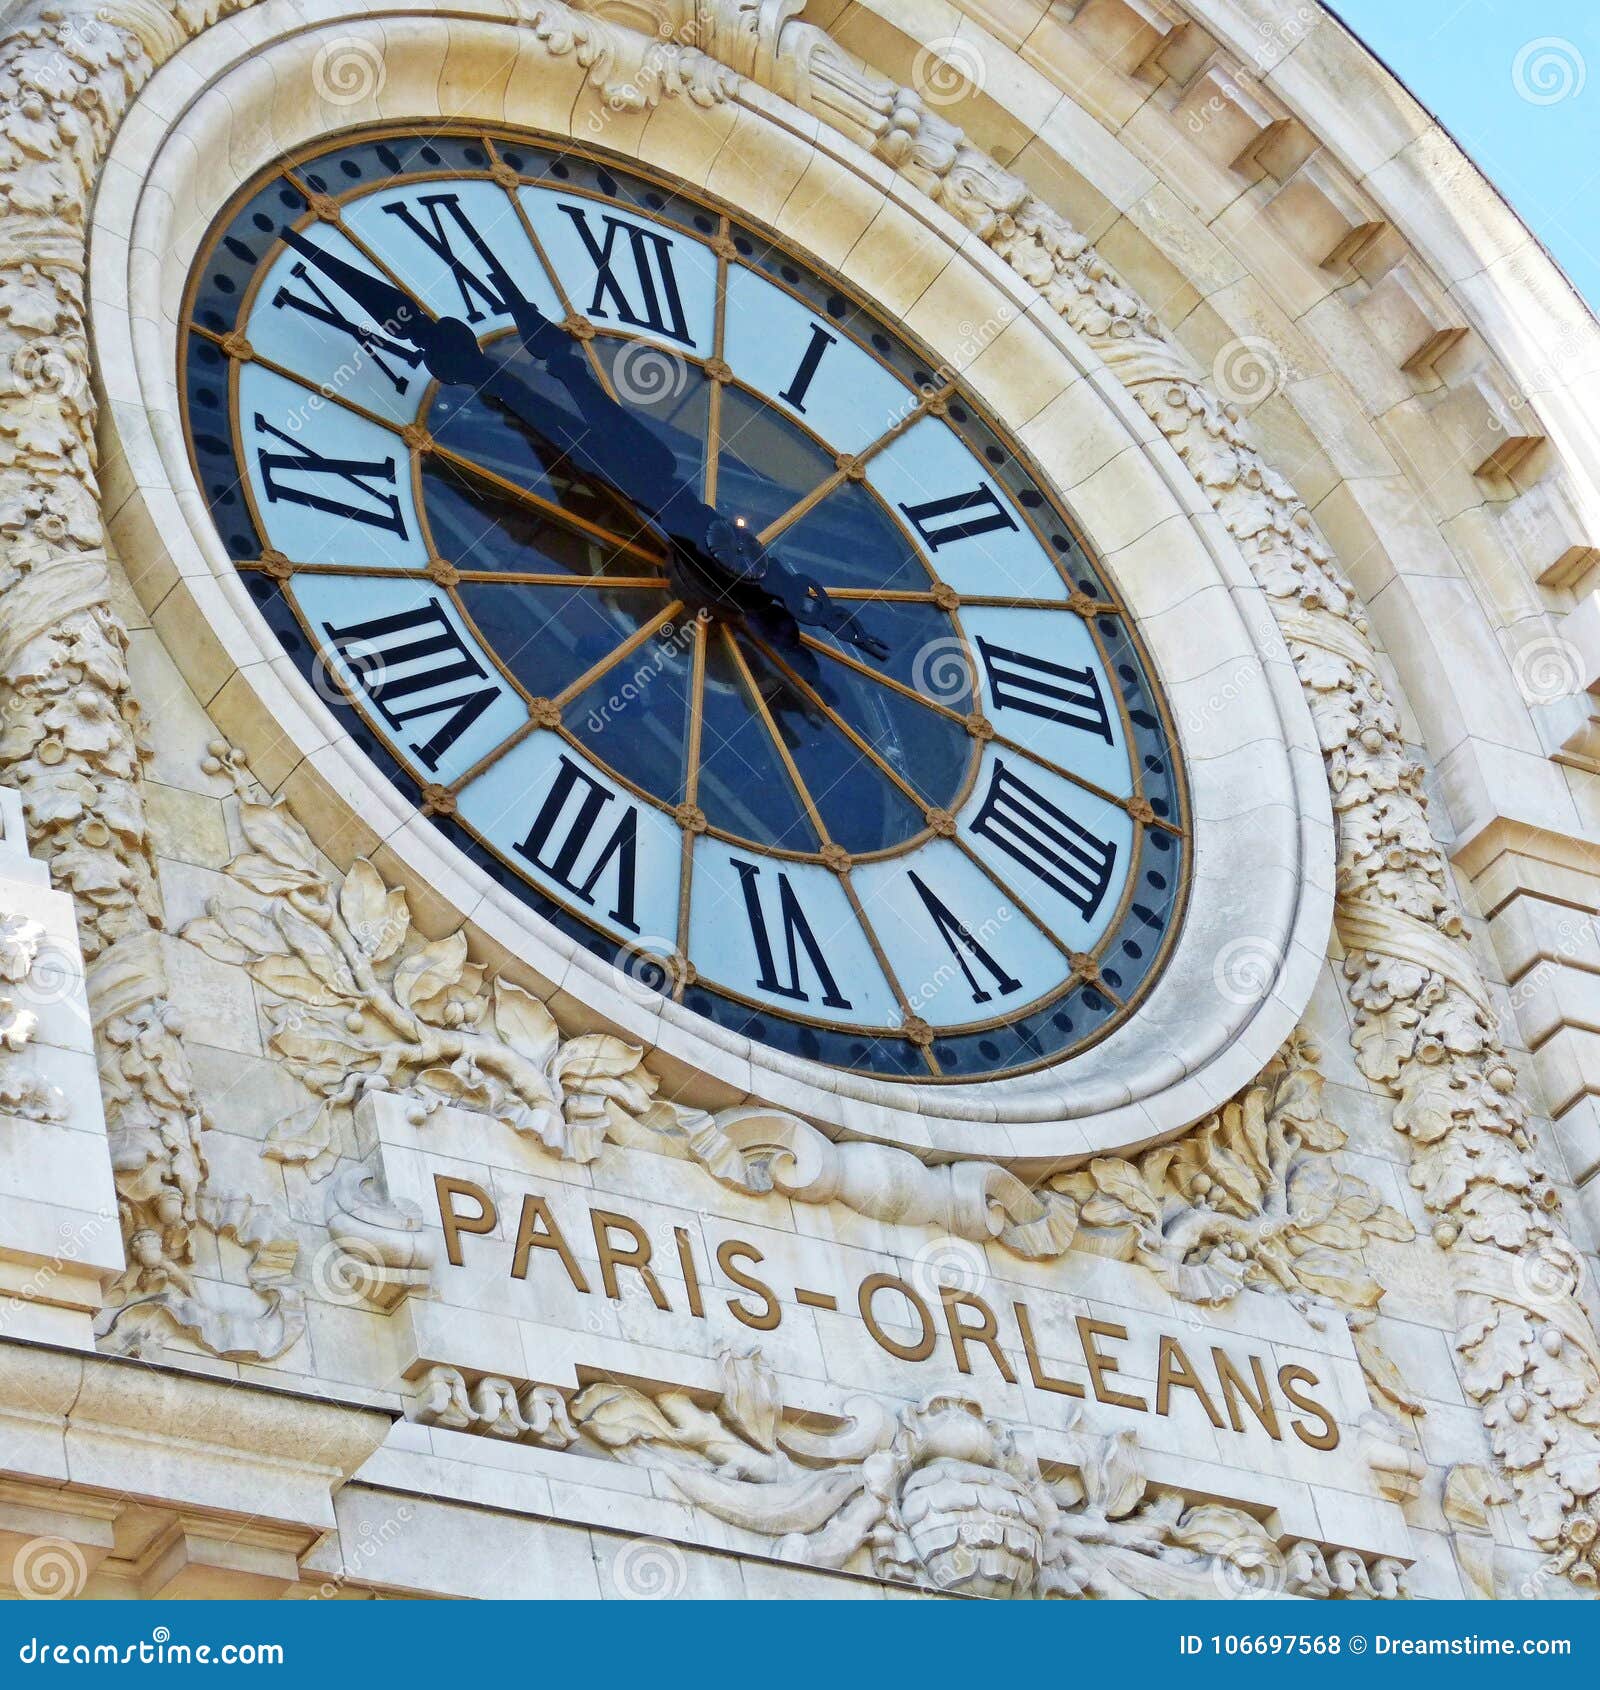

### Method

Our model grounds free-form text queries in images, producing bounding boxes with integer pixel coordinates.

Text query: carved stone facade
[0,0,1598,1602]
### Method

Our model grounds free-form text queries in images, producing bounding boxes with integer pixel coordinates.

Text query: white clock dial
[183,129,1188,1080]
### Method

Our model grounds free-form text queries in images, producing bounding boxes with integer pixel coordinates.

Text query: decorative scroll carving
[323,1159,434,1311]
[525,0,737,109]
[409,1363,577,1446]
[686,1038,1415,1411]
[684,1105,1080,1260]
[565,1347,1406,1599]
[685,0,1600,1580]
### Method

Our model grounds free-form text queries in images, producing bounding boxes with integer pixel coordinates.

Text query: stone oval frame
[91,0,1333,1163]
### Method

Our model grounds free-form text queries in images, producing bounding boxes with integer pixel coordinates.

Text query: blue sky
[1326,0,1599,311]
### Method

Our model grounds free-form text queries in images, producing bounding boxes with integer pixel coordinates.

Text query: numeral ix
[256,416,407,537]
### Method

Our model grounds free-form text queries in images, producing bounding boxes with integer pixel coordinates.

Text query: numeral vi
[732,860,851,1009]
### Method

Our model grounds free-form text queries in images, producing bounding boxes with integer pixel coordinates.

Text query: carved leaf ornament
[1,0,1595,1578]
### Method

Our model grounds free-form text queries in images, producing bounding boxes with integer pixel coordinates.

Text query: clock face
[181,127,1188,1083]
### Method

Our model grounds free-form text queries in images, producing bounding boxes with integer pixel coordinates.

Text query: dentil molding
[0,0,1596,1584]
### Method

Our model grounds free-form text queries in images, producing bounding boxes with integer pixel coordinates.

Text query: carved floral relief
[0,0,1596,1584]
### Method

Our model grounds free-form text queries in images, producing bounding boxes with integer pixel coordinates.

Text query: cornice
[0,0,1597,1583]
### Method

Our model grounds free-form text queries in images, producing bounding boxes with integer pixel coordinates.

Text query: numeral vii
[254,416,407,538]
[516,755,641,934]
[900,484,1018,552]
[907,872,1021,1006]
[970,760,1117,921]
[559,205,692,345]
[320,602,500,771]
[976,637,1113,743]
[732,861,851,1009]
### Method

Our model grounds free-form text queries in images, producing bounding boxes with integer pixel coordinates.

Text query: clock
[179,126,1189,1084]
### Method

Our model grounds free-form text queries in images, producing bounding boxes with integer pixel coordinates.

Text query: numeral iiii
[969,760,1117,920]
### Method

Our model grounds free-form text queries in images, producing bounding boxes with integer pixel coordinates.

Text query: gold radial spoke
[454,569,670,590]
[703,214,731,508]
[824,588,1095,612]
[426,442,663,565]
[485,137,622,402]
[798,632,968,725]
[799,634,1180,834]
[722,629,832,845]
[552,600,687,709]
[674,615,711,997]
[754,391,947,547]
[746,634,931,814]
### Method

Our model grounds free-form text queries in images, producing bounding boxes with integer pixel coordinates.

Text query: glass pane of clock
[184,128,1188,1082]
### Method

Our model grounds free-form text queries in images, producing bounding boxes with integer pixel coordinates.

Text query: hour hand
[760,549,890,662]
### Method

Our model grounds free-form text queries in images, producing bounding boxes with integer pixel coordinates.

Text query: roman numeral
[559,205,691,344]
[254,416,407,537]
[321,602,500,771]
[969,760,1117,920]
[516,755,641,934]
[899,485,1018,551]
[777,324,836,413]
[271,261,426,394]
[732,860,851,1010]
[976,637,1113,743]
[380,193,514,324]
[908,871,1021,1006]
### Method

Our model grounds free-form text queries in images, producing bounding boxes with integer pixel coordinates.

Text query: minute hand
[282,230,888,656]
[281,228,682,510]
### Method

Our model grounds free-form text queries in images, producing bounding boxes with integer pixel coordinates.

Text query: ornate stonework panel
[0,0,1596,1600]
